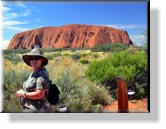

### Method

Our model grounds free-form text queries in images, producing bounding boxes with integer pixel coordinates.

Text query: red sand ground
[103,98,148,113]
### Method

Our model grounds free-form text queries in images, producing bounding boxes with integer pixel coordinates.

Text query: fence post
[117,77,128,113]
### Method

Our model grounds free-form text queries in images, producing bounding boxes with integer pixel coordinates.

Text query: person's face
[29,56,43,69]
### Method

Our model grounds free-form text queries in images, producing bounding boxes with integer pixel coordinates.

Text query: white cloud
[129,34,147,46]
[4,12,18,20]
[32,6,40,13]
[3,40,10,49]
[109,24,143,29]
[15,2,26,8]
[4,20,29,26]
[97,24,147,46]
[2,3,40,49]
[2,6,11,12]
[35,18,42,23]
[5,26,31,32]
[2,3,41,36]
[99,24,145,30]
[21,9,32,17]
[3,7,31,20]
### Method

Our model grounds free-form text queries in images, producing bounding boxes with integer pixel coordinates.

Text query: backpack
[47,81,60,105]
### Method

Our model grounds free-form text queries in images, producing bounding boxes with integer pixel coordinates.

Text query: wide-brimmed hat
[23,48,48,67]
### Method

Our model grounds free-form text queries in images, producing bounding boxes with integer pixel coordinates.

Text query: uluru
[7,24,133,50]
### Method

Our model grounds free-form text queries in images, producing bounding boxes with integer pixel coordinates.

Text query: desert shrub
[4,54,22,65]
[45,47,89,52]
[55,69,113,112]
[3,89,22,112]
[4,70,31,91]
[55,48,64,51]
[93,53,99,58]
[3,49,31,65]
[91,43,128,52]
[63,53,72,57]
[43,48,64,52]
[86,50,147,85]
[3,49,30,55]
[71,48,76,52]
[47,54,55,60]
[14,48,30,54]
[79,59,89,64]
[43,48,57,52]
[55,69,90,112]
[109,89,117,99]
[89,84,113,106]
[46,53,62,60]
[71,53,81,60]
[55,69,80,104]
[70,47,89,52]
[135,87,146,99]
[80,53,89,57]
[3,70,31,112]
[134,81,147,99]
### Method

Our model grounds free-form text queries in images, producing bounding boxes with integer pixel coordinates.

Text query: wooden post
[117,77,128,113]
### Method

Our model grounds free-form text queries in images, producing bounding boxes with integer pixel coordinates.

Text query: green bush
[41,48,64,52]
[43,48,57,52]
[70,47,89,52]
[93,53,99,58]
[4,54,22,64]
[134,81,147,99]
[3,49,31,64]
[63,53,72,57]
[71,53,81,60]
[91,43,128,52]
[46,53,62,60]
[135,87,146,99]
[86,50,147,85]
[44,47,89,52]
[79,59,89,64]
[80,53,89,57]
[3,49,30,55]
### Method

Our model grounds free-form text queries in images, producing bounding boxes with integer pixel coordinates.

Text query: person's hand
[16,89,25,98]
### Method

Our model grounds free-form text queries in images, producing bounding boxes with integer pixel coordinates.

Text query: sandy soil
[103,98,148,113]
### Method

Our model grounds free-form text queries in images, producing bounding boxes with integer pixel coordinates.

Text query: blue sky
[3,1,147,49]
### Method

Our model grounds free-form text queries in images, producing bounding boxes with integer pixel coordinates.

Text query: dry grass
[3,49,114,112]
[4,59,31,72]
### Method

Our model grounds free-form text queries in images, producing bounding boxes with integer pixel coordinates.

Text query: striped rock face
[7,24,133,50]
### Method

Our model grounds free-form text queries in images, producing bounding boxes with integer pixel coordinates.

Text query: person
[16,47,50,112]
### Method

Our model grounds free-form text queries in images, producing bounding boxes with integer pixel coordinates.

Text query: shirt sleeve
[36,76,46,90]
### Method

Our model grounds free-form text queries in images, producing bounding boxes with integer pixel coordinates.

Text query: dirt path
[103,98,148,113]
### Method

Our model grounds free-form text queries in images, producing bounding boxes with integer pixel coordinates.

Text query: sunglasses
[29,56,41,61]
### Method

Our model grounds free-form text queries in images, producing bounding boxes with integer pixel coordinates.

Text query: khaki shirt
[22,67,50,110]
